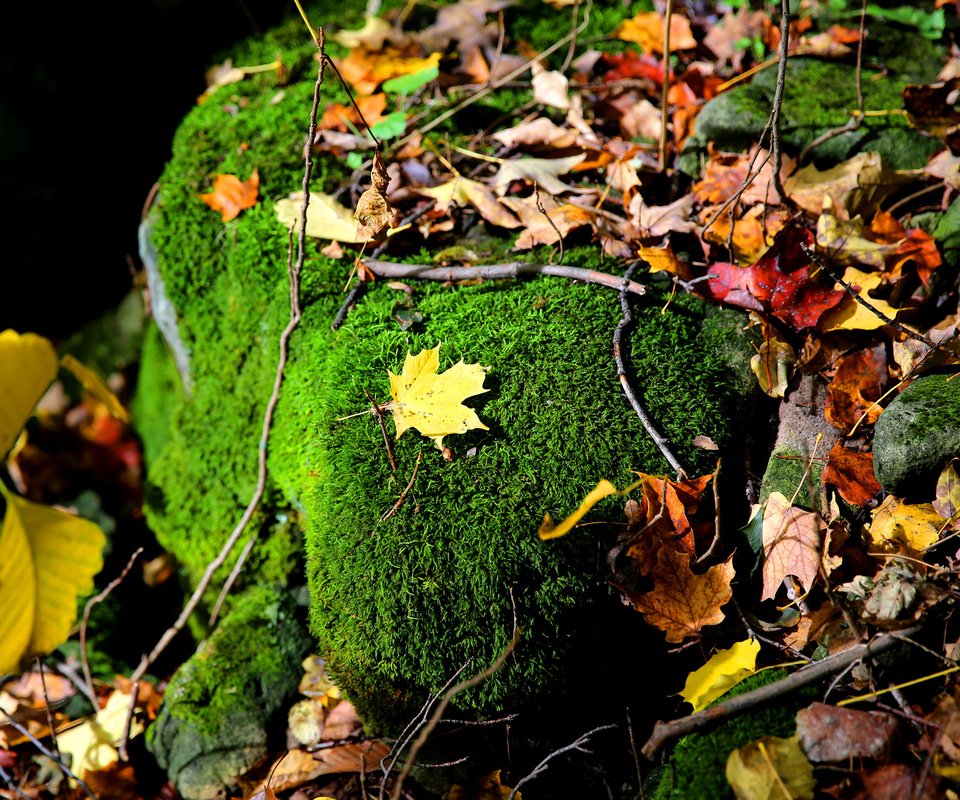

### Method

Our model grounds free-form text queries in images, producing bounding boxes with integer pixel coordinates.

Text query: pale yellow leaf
[726,736,815,800]
[60,355,129,423]
[815,197,897,269]
[761,492,822,600]
[418,178,520,228]
[866,495,944,551]
[331,13,394,50]
[532,65,570,110]
[0,488,105,674]
[935,459,960,520]
[276,192,370,243]
[539,480,618,541]
[820,267,902,332]
[681,639,761,712]
[750,329,795,398]
[388,344,489,448]
[493,154,586,196]
[57,689,143,777]
[0,330,58,456]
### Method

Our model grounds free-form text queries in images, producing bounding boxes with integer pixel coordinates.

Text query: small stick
[365,389,397,473]
[80,546,144,700]
[208,531,257,627]
[117,679,139,762]
[625,707,645,799]
[640,623,922,759]
[533,183,564,265]
[696,460,722,565]
[768,0,791,203]
[508,724,617,800]
[36,660,61,762]
[658,0,673,172]
[613,262,687,477]
[361,259,646,297]
[381,451,423,521]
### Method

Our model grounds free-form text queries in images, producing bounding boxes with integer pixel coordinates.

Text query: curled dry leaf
[355,150,395,241]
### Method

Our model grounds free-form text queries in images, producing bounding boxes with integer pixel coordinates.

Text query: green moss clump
[649,669,804,800]
[760,445,823,510]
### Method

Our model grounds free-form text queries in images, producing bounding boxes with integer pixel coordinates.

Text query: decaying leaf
[493,154,586,196]
[0,487,106,674]
[822,442,883,507]
[796,702,899,762]
[500,194,596,248]
[355,149,395,241]
[386,343,489,447]
[784,152,913,217]
[630,547,735,643]
[761,492,822,601]
[199,170,259,222]
[57,689,143,778]
[444,769,519,800]
[275,191,368,243]
[750,325,795,398]
[866,496,945,552]
[935,459,960,520]
[491,118,577,149]
[418,176,520,228]
[816,197,898,269]
[726,736,815,800]
[681,638,760,712]
[824,346,885,431]
[0,330,58,456]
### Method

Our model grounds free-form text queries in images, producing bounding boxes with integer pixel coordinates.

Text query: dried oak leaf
[629,547,735,643]
[704,225,845,331]
[387,343,489,447]
[761,492,823,601]
[199,169,259,222]
[823,345,885,431]
[822,442,882,507]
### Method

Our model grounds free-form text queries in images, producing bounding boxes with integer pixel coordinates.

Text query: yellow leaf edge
[680,638,761,712]
[538,476,643,541]
[60,354,130,423]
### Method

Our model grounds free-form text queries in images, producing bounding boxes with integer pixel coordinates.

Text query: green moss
[507,0,651,58]
[649,669,803,800]
[760,445,823,510]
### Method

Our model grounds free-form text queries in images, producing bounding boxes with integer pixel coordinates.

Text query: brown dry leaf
[630,547,734,643]
[704,7,772,68]
[417,177,520,228]
[815,197,897,269]
[254,740,392,793]
[500,194,595,249]
[935,459,960,520]
[603,93,662,140]
[493,154,586,196]
[784,152,913,217]
[355,150,395,240]
[824,345,885,431]
[822,442,882,507]
[444,769,519,800]
[337,46,442,95]
[693,147,789,206]
[416,0,511,54]
[761,492,823,600]
[866,496,945,551]
[319,93,387,132]
[199,170,259,222]
[613,12,697,53]
[491,118,577,149]
[892,312,960,376]
[629,193,698,236]
[532,63,570,110]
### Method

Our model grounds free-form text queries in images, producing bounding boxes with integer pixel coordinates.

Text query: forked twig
[381,451,422,521]
[509,724,617,799]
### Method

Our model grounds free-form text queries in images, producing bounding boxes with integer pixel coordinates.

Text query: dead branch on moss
[509,723,617,800]
[613,261,687,477]
[386,630,521,800]
[640,623,923,759]
[123,25,327,742]
[365,388,397,473]
[381,451,422,521]
[362,258,647,297]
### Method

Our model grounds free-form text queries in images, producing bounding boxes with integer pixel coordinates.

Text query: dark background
[1,1,296,339]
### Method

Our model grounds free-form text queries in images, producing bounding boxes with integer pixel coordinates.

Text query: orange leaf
[336,46,441,95]
[822,442,882,507]
[630,547,734,643]
[824,346,885,432]
[613,12,697,54]
[199,169,259,222]
[761,492,823,600]
[320,93,387,132]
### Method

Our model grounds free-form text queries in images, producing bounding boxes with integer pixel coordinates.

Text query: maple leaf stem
[361,258,647,297]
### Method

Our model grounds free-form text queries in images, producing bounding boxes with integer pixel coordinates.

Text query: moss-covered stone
[873,374,960,498]
[147,585,312,800]
[134,0,760,749]
[680,57,942,176]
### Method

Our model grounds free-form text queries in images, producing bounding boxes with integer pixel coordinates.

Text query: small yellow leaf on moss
[387,344,489,448]
[0,487,105,674]
[0,330,58,457]
[681,639,760,712]
[276,191,370,243]
[726,736,815,800]
[57,689,143,777]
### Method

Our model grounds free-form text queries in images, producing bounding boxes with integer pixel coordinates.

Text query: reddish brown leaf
[822,442,883,507]
[600,51,669,85]
[796,702,899,762]
[319,93,387,132]
[824,346,886,432]
[704,226,845,330]
[199,170,259,222]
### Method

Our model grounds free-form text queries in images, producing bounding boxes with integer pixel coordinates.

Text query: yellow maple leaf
[820,266,902,332]
[726,736,815,800]
[866,496,945,552]
[0,330,58,456]
[57,689,143,778]
[387,344,489,448]
[681,639,760,712]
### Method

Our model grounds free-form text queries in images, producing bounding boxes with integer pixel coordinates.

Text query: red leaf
[705,226,845,330]
[600,51,670,85]
[822,441,882,507]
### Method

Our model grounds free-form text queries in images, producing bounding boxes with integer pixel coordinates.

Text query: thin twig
[560,1,580,74]
[117,679,139,762]
[361,259,646,297]
[124,26,327,735]
[625,707,645,799]
[80,546,144,700]
[207,531,258,627]
[388,630,521,800]
[640,623,923,759]
[509,724,616,800]
[534,183,564,264]
[613,262,687,477]
[381,451,422,521]
[659,0,673,171]
[769,0,790,203]
[0,708,96,800]
[696,459,722,565]
[36,660,60,762]
[365,389,397,473]
[0,765,31,799]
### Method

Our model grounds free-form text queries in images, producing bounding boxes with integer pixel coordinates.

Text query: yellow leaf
[539,480,619,540]
[418,178,520,229]
[815,197,896,269]
[935,459,960,520]
[0,330,58,457]
[275,191,371,243]
[726,736,815,800]
[0,487,105,674]
[493,154,586,196]
[639,242,689,278]
[60,354,129,423]
[387,344,489,448]
[819,267,902,332]
[681,639,760,712]
[331,13,394,50]
[57,689,143,777]
[866,495,944,551]
[750,328,795,398]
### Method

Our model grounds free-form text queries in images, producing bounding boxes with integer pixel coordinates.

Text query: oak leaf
[761,492,823,601]
[387,344,489,447]
[199,170,259,222]
[681,639,760,712]
[630,547,735,643]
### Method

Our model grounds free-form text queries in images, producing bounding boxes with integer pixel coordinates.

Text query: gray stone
[797,702,899,762]
[873,374,960,497]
